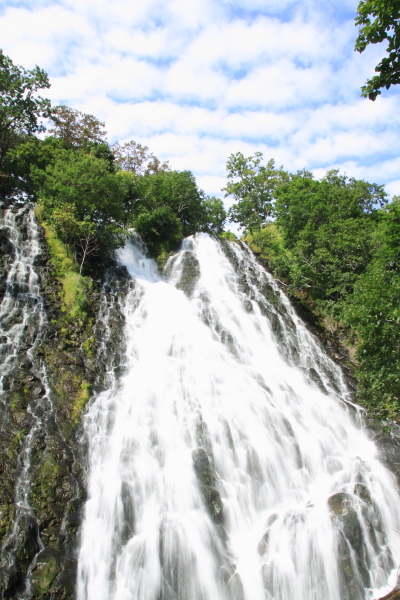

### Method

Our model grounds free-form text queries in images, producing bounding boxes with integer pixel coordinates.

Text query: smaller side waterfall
[78,234,400,600]
[0,205,53,597]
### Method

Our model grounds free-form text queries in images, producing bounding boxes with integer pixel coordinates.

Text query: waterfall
[0,205,53,596]
[77,234,400,600]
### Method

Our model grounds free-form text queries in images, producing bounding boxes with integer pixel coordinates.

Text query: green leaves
[223,152,288,232]
[38,149,128,269]
[40,150,125,223]
[129,170,226,253]
[0,50,51,199]
[0,49,51,140]
[134,207,183,255]
[355,0,400,99]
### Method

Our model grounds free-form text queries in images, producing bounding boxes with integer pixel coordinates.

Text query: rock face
[328,492,370,600]
[192,448,224,524]
[0,205,122,600]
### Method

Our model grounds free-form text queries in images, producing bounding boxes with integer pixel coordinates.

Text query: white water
[0,205,53,596]
[78,234,400,600]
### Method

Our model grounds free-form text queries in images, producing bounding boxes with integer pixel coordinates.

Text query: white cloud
[0,0,399,201]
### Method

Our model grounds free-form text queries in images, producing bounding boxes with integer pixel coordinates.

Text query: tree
[272,170,387,309]
[48,105,107,149]
[274,170,387,248]
[134,207,183,255]
[343,197,400,418]
[128,170,226,254]
[355,0,400,99]
[112,140,170,175]
[38,149,128,261]
[0,50,51,197]
[223,152,289,232]
[50,204,99,273]
[201,196,226,235]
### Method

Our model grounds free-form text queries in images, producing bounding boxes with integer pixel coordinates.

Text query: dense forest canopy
[224,150,400,422]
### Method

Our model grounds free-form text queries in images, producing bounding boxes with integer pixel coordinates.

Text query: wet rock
[175,251,200,297]
[328,493,364,553]
[120,481,135,544]
[195,417,214,459]
[192,448,224,524]
[220,562,236,583]
[30,548,60,596]
[12,513,41,577]
[0,206,101,599]
[308,367,327,393]
[205,487,224,524]
[328,492,370,599]
[369,429,400,489]
[227,571,245,600]
[257,531,270,556]
[192,448,214,487]
[242,299,253,313]
[354,483,372,505]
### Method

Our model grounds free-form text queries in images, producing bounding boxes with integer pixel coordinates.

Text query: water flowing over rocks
[1,209,400,600]
[0,204,111,599]
[78,234,400,600]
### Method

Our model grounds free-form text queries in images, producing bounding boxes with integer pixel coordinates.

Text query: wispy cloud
[1,0,399,200]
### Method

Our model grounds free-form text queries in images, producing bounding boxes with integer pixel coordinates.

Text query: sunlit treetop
[0,49,51,167]
[355,0,400,100]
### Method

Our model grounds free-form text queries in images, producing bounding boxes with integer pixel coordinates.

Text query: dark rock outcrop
[328,492,370,600]
[192,448,224,524]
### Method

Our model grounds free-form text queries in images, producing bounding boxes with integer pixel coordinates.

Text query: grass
[35,204,88,320]
[71,381,91,424]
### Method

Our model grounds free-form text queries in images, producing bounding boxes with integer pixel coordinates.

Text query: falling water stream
[0,205,53,596]
[78,234,400,600]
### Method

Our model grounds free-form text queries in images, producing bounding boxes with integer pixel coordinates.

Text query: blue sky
[1,0,399,205]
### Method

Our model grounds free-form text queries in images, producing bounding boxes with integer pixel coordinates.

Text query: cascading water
[77,234,400,600]
[0,205,53,596]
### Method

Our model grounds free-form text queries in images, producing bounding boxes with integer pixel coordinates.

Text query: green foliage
[245,224,292,278]
[0,49,51,142]
[0,50,51,199]
[39,149,124,222]
[202,196,226,235]
[37,148,128,266]
[36,211,88,319]
[219,230,239,242]
[134,207,183,255]
[274,170,387,310]
[62,272,88,318]
[275,169,386,248]
[71,381,91,424]
[343,198,400,419]
[355,0,400,99]
[224,152,289,232]
[129,170,226,254]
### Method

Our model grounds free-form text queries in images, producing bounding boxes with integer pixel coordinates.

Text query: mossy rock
[0,503,15,541]
[30,549,60,597]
